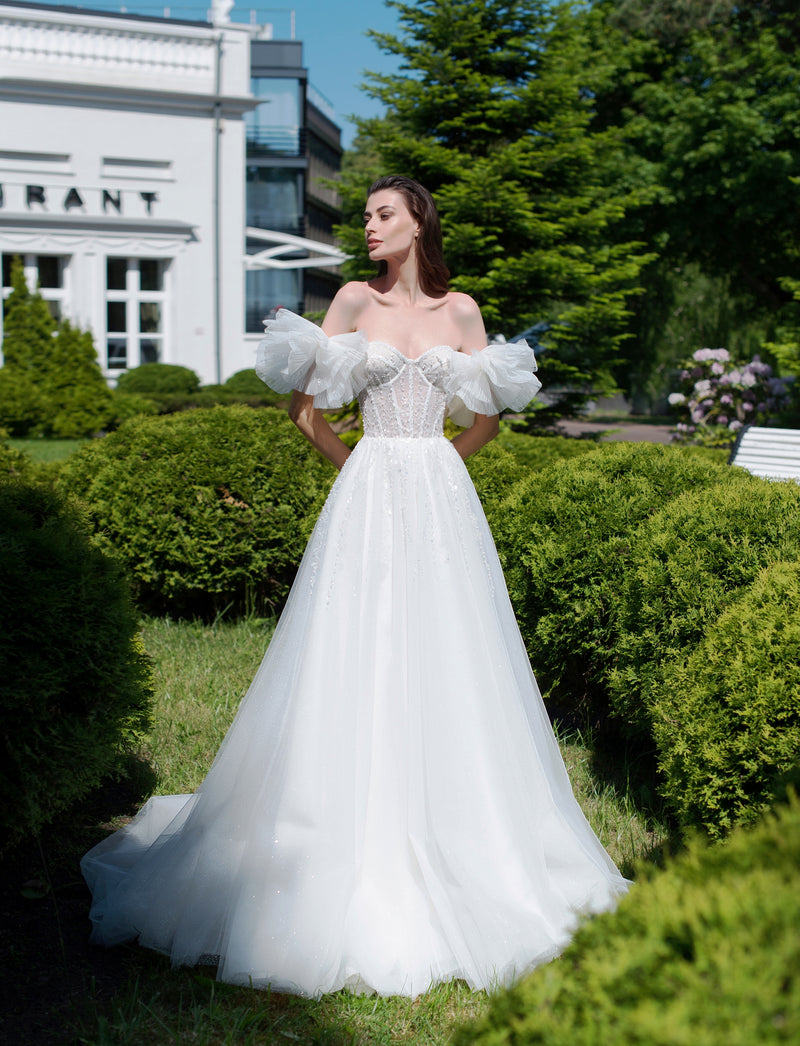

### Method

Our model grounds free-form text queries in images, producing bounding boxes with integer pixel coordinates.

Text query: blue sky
[44,0,403,146]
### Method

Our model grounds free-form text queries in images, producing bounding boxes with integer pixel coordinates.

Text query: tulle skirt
[82,435,628,997]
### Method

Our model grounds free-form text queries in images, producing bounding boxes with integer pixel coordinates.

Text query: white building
[0,0,346,384]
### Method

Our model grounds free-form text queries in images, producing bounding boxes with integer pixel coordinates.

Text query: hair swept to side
[367,175,450,297]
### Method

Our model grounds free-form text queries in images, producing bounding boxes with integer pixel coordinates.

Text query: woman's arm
[288,283,367,470]
[451,412,500,460]
[287,390,350,470]
[449,292,501,460]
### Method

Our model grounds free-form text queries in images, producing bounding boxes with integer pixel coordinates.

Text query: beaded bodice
[359,343,452,439]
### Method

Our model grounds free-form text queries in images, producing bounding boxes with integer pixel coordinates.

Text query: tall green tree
[0,255,113,437]
[339,0,654,417]
[586,0,800,402]
[1,255,56,369]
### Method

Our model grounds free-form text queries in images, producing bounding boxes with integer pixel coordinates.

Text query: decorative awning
[244,227,349,270]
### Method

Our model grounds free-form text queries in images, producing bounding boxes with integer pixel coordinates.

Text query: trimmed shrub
[110,389,160,426]
[0,481,153,850]
[57,406,336,618]
[225,368,268,396]
[490,443,729,723]
[115,362,201,396]
[0,430,30,478]
[650,560,800,837]
[465,439,525,506]
[495,428,598,471]
[454,796,800,1046]
[610,474,800,731]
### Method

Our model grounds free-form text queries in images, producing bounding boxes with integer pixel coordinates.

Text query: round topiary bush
[489,443,729,725]
[453,796,800,1046]
[225,368,269,396]
[57,405,337,618]
[610,473,800,732]
[649,560,800,837]
[0,481,153,850]
[115,362,201,396]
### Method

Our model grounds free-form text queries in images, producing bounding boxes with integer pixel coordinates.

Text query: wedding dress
[82,310,628,998]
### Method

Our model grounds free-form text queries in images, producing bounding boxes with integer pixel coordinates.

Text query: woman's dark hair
[367,175,450,297]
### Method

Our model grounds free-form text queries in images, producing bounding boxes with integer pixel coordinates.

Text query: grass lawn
[58,616,668,1046]
[8,437,84,462]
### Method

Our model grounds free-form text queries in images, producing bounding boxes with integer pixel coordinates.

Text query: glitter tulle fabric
[81,310,628,997]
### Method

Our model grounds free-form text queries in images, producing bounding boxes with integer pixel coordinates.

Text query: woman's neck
[377,255,426,305]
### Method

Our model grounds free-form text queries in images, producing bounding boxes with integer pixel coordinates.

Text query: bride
[82,175,628,998]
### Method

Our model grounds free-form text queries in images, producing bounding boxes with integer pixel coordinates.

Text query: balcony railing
[246,127,307,158]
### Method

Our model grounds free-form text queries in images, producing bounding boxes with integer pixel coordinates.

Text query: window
[105,257,168,370]
[1,253,69,320]
[245,78,302,156]
[245,249,301,333]
[246,167,304,235]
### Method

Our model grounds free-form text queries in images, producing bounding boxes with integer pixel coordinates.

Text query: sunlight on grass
[7,437,83,462]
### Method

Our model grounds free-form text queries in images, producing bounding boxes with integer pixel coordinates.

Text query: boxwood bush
[0,481,153,850]
[495,428,598,472]
[454,797,800,1046]
[115,362,200,395]
[650,560,800,837]
[610,474,800,733]
[489,443,729,724]
[57,405,336,618]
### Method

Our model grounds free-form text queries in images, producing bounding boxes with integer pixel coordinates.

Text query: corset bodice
[359,343,452,439]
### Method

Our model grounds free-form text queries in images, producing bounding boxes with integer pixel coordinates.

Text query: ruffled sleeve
[446,341,542,427]
[255,309,368,410]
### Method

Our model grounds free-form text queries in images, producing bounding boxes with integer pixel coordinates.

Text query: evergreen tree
[1,255,56,370]
[585,0,800,403]
[0,256,113,437]
[339,0,653,416]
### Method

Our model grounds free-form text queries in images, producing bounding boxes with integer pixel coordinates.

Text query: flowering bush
[668,348,792,446]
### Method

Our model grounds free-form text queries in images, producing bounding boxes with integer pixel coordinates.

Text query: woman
[82,176,628,998]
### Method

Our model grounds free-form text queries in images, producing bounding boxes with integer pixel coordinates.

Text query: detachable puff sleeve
[446,341,542,427]
[255,309,368,410]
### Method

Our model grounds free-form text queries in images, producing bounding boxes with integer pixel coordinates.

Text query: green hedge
[454,796,800,1046]
[57,406,336,618]
[610,474,800,732]
[489,443,729,724]
[495,428,598,471]
[0,481,153,850]
[0,431,31,478]
[115,362,200,395]
[650,560,800,837]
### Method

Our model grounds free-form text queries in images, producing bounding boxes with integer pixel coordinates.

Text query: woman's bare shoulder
[322,281,372,334]
[443,292,487,350]
[335,281,373,307]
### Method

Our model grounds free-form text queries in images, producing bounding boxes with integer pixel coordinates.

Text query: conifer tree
[0,256,113,436]
[1,255,56,370]
[339,0,653,416]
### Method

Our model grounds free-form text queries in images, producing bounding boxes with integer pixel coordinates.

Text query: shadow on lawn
[0,757,157,1046]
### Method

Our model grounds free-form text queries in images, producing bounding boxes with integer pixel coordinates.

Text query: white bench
[729,425,800,481]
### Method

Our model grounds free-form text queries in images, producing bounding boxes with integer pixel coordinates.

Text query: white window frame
[105,257,169,373]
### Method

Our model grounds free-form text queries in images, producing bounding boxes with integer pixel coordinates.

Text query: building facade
[244,39,344,332]
[0,0,344,384]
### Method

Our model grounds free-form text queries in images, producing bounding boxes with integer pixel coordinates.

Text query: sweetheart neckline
[368,340,458,363]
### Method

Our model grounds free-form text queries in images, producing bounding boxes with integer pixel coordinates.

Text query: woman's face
[363,189,419,264]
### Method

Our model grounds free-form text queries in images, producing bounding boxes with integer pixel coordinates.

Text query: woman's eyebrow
[363,206,394,219]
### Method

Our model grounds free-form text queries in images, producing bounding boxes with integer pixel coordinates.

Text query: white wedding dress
[82,310,628,998]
